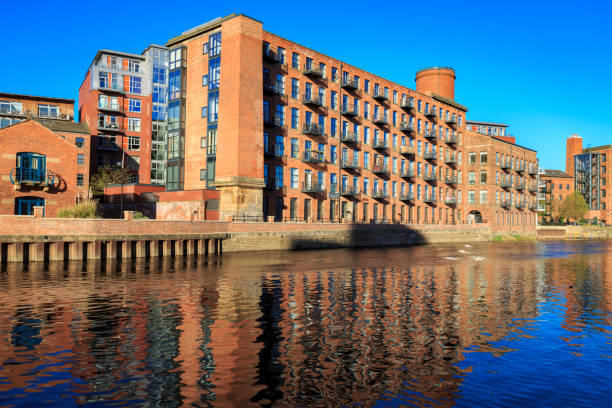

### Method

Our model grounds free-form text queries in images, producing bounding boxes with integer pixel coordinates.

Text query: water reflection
[0,241,611,407]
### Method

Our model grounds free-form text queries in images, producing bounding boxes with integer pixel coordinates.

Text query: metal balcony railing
[424,151,437,161]
[528,168,538,175]
[400,192,414,201]
[341,77,359,90]
[444,155,456,164]
[302,181,326,194]
[400,169,415,178]
[399,121,414,132]
[303,64,326,78]
[515,182,525,191]
[303,94,325,107]
[400,145,415,156]
[516,165,526,173]
[425,109,437,118]
[445,176,458,184]
[302,123,326,139]
[9,167,55,187]
[98,103,123,113]
[516,201,525,209]
[263,48,280,64]
[445,196,458,205]
[372,164,389,174]
[445,135,457,145]
[341,132,359,144]
[372,90,388,101]
[341,159,360,170]
[424,130,436,139]
[528,184,538,192]
[341,104,358,117]
[446,115,457,125]
[373,139,389,150]
[423,194,437,203]
[372,189,389,199]
[400,99,414,109]
[529,203,538,211]
[302,151,326,163]
[423,173,437,183]
[340,185,360,197]
[500,180,511,189]
[98,83,125,93]
[97,121,122,132]
[372,115,389,125]
[500,199,512,208]
[500,160,511,169]
[264,116,285,129]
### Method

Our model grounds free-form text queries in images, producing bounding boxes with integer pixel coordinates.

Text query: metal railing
[372,189,389,199]
[445,176,458,184]
[424,130,436,139]
[9,167,55,186]
[425,109,437,118]
[400,192,414,201]
[400,169,415,178]
[264,81,284,95]
[301,181,326,194]
[424,151,437,161]
[341,104,358,117]
[446,115,457,125]
[302,123,326,139]
[423,194,437,203]
[400,145,415,155]
[340,185,360,197]
[341,159,360,170]
[303,64,326,78]
[372,164,389,174]
[341,132,359,143]
[372,115,389,125]
[373,140,389,150]
[445,196,458,205]
[373,90,388,101]
[444,155,456,164]
[399,121,414,132]
[400,99,414,109]
[341,77,359,90]
[97,121,122,131]
[302,151,326,163]
[303,94,325,107]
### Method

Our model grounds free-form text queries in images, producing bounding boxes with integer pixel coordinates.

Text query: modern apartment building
[463,130,539,230]
[565,134,611,224]
[0,93,74,128]
[78,45,169,185]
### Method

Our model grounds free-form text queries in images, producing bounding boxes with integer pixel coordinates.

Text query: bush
[133,211,148,220]
[57,199,100,218]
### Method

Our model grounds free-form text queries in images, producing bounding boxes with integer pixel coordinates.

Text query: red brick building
[0,119,90,216]
[1,92,74,128]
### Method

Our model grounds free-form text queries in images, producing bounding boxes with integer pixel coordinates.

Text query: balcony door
[15,197,44,215]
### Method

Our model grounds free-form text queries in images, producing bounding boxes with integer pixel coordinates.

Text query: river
[0,240,610,407]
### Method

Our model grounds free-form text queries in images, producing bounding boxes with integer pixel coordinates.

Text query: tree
[89,165,129,197]
[549,196,563,222]
[560,191,589,222]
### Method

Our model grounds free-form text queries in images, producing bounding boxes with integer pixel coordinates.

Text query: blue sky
[2,0,610,170]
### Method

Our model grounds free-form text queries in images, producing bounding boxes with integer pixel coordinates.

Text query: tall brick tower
[566,134,583,176]
[415,67,456,100]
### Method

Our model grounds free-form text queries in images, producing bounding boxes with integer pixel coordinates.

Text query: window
[128,136,140,150]
[469,152,477,165]
[480,151,488,164]
[291,108,299,129]
[128,99,141,113]
[209,32,222,56]
[75,137,84,148]
[209,57,221,89]
[128,60,140,72]
[0,100,22,114]
[331,67,338,82]
[129,76,142,94]
[77,174,84,186]
[468,171,476,185]
[291,168,299,189]
[38,104,59,118]
[77,154,84,165]
[468,191,476,204]
[128,118,141,132]
[291,138,299,158]
[292,52,300,69]
[480,171,487,184]
[208,91,219,122]
[479,190,487,203]
[153,66,167,84]
[275,166,284,188]
[277,47,286,64]
[200,169,206,180]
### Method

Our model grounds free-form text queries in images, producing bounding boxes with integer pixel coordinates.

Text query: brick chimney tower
[566,134,583,176]
[415,67,456,100]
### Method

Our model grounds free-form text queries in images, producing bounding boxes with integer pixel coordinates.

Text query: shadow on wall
[288,223,427,251]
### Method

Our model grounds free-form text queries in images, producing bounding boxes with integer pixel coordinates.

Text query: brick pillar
[163,240,173,257]
[121,241,132,259]
[135,240,147,258]
[29,242,45,262]
[8,242,24,263]
[49,242,65,261]
[176,240,185,256]
[69,241,83,261]
[87,241,101,260]
[186,239,195,255]
[150,241,159,257]
[33,206,45,218]
[197,239,206,255]
[106,241,117,260]
[124,211,135,220]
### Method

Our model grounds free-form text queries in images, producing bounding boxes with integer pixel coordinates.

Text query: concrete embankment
[537,226,612,240]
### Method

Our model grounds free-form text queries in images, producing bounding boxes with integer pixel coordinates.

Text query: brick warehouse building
[156,13,538,231]
[79,45,169,186]
[0,119,90,216]
[538,169,574,222]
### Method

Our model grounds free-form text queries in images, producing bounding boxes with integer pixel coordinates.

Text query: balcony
[445,176,458,185]
[425,109,437,118]
[528,184,538,192]
[341,132,359,144]
[400,145,415,156]
[264,81,284,96]
[98,83,125,94]
[372,90,388,101]
[445,196,458,205]
[264,179,286,192]
[501,199,512,208]
[9,167,55,189]
[264,116,285,129]
[340,185,360,197]
[263,48,280,64]
[372,115,389,126]
[97,139,120,151]
[302,151,326,164]
[529,203,539,211]
[302,123,327,140]
[399,121,414,132]
[528,168,538,175]
[329,184,339,199]
[444,155,456,164]
[341,77,359,90]
[399,192,414,201]
[303,64,326,78]
[400,168,415,178]
[424,151,437,161]
[98,104,123,113]
[423,194,437,203]
[372,164,389,175]
[303,94,325,107]
[500,160,511,170]
[400,99,414,110]
[372,189,389,199]
[373,139,389,151]
[97,121,122,132]
[516,165,526,173]
[424,130,436,140]
[445,135,457,145]
[302,181,326,194]
[341,159,360,171]
[446,115,457,125]
[500,180,511,189]
[515,182,525,191]
[341,104,358,117]
[423,173,437,183]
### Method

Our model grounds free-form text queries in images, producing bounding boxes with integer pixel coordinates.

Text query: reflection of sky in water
[0,240,610,407]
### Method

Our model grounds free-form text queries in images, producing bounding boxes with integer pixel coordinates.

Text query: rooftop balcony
[302,181,326,194]
[303,64,326,78]
[400,191,414,201]
[372,115,389,126]
[425,109,437,118]
[446,114,457,125]
[340,185,360,197]
[445,175,458,185]
[424,151,437,161]
[372,89,388,101]
[400,99,414,110]
[341,104,358,117]
[445,196,458,205]
[372,164,389,175]
[302,150,326,164]
[399,121,414,132]
[340,159,360,171]
[400,168,415,178]
[400,145,415,156]
[303,94,325,107]
[372,189,389,199]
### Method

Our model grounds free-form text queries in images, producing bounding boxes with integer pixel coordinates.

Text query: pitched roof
[33,118,89,134]
[541,169,572,178]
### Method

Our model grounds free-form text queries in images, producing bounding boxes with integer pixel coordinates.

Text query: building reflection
[0,241,610,407]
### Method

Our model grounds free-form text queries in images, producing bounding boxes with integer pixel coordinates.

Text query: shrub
[133,211,148,220]
[57,199,100,218]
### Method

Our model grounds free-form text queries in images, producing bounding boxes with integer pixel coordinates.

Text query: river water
[0,240,610,407]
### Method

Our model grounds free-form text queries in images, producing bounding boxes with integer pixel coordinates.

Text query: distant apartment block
[0,93,74,128]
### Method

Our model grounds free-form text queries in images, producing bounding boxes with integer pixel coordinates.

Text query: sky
[2,0,611,170]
